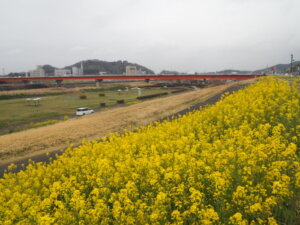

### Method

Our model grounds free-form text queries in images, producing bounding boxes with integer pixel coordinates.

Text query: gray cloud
[0,0,299,73]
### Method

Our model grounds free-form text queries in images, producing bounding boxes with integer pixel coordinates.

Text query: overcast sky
[0,0,299,74]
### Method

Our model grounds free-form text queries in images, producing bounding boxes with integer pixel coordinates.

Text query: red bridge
[0,74,262,82]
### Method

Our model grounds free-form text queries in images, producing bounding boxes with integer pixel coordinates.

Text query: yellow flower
[0,77,300,224]
[229,212,247,225]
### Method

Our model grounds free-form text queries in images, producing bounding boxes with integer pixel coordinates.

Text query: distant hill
[39,60,154,76]
[254,61,300,73]
[213,61,300,74]
[7,60,300,77]
[216,69,252,74]
[42,65,57,76]
[64,60,154,75]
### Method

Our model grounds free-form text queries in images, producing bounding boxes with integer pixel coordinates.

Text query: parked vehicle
[76,107,94,116]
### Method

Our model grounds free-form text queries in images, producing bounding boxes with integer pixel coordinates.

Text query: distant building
[54,69,71,76]
[30,66,45,77]
[71,62,84,76]
[72,66,83,76]
[186,72,197,75]
[125,65,143,75]
[160,70,179,75]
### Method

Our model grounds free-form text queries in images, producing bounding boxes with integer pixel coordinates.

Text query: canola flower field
[1,77,300,224]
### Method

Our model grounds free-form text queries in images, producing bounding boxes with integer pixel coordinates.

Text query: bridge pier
[95,79,103,87]
[199,79,207,87]
[191,79,202,85]
[55,80,63,87]
[144,79,150,83]
[22,80,30,85]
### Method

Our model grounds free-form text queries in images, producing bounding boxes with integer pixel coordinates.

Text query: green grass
[0,92,67,100]
[82,85,127,92]
[0,87,188,135]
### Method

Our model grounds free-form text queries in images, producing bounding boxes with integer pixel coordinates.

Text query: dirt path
[0,80,253,176]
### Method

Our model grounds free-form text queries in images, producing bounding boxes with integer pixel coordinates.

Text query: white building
[54,69,71,76]
[30,66,45,77]
[72,62,84,76]
[72,66,83,76]
[125,65,143,75]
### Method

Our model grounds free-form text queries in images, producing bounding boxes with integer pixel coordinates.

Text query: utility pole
[291,54,294,74]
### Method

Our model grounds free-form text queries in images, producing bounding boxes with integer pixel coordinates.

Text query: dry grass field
[0,80,253,165]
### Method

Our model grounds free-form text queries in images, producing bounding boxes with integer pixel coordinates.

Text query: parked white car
[76,107,94,116]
